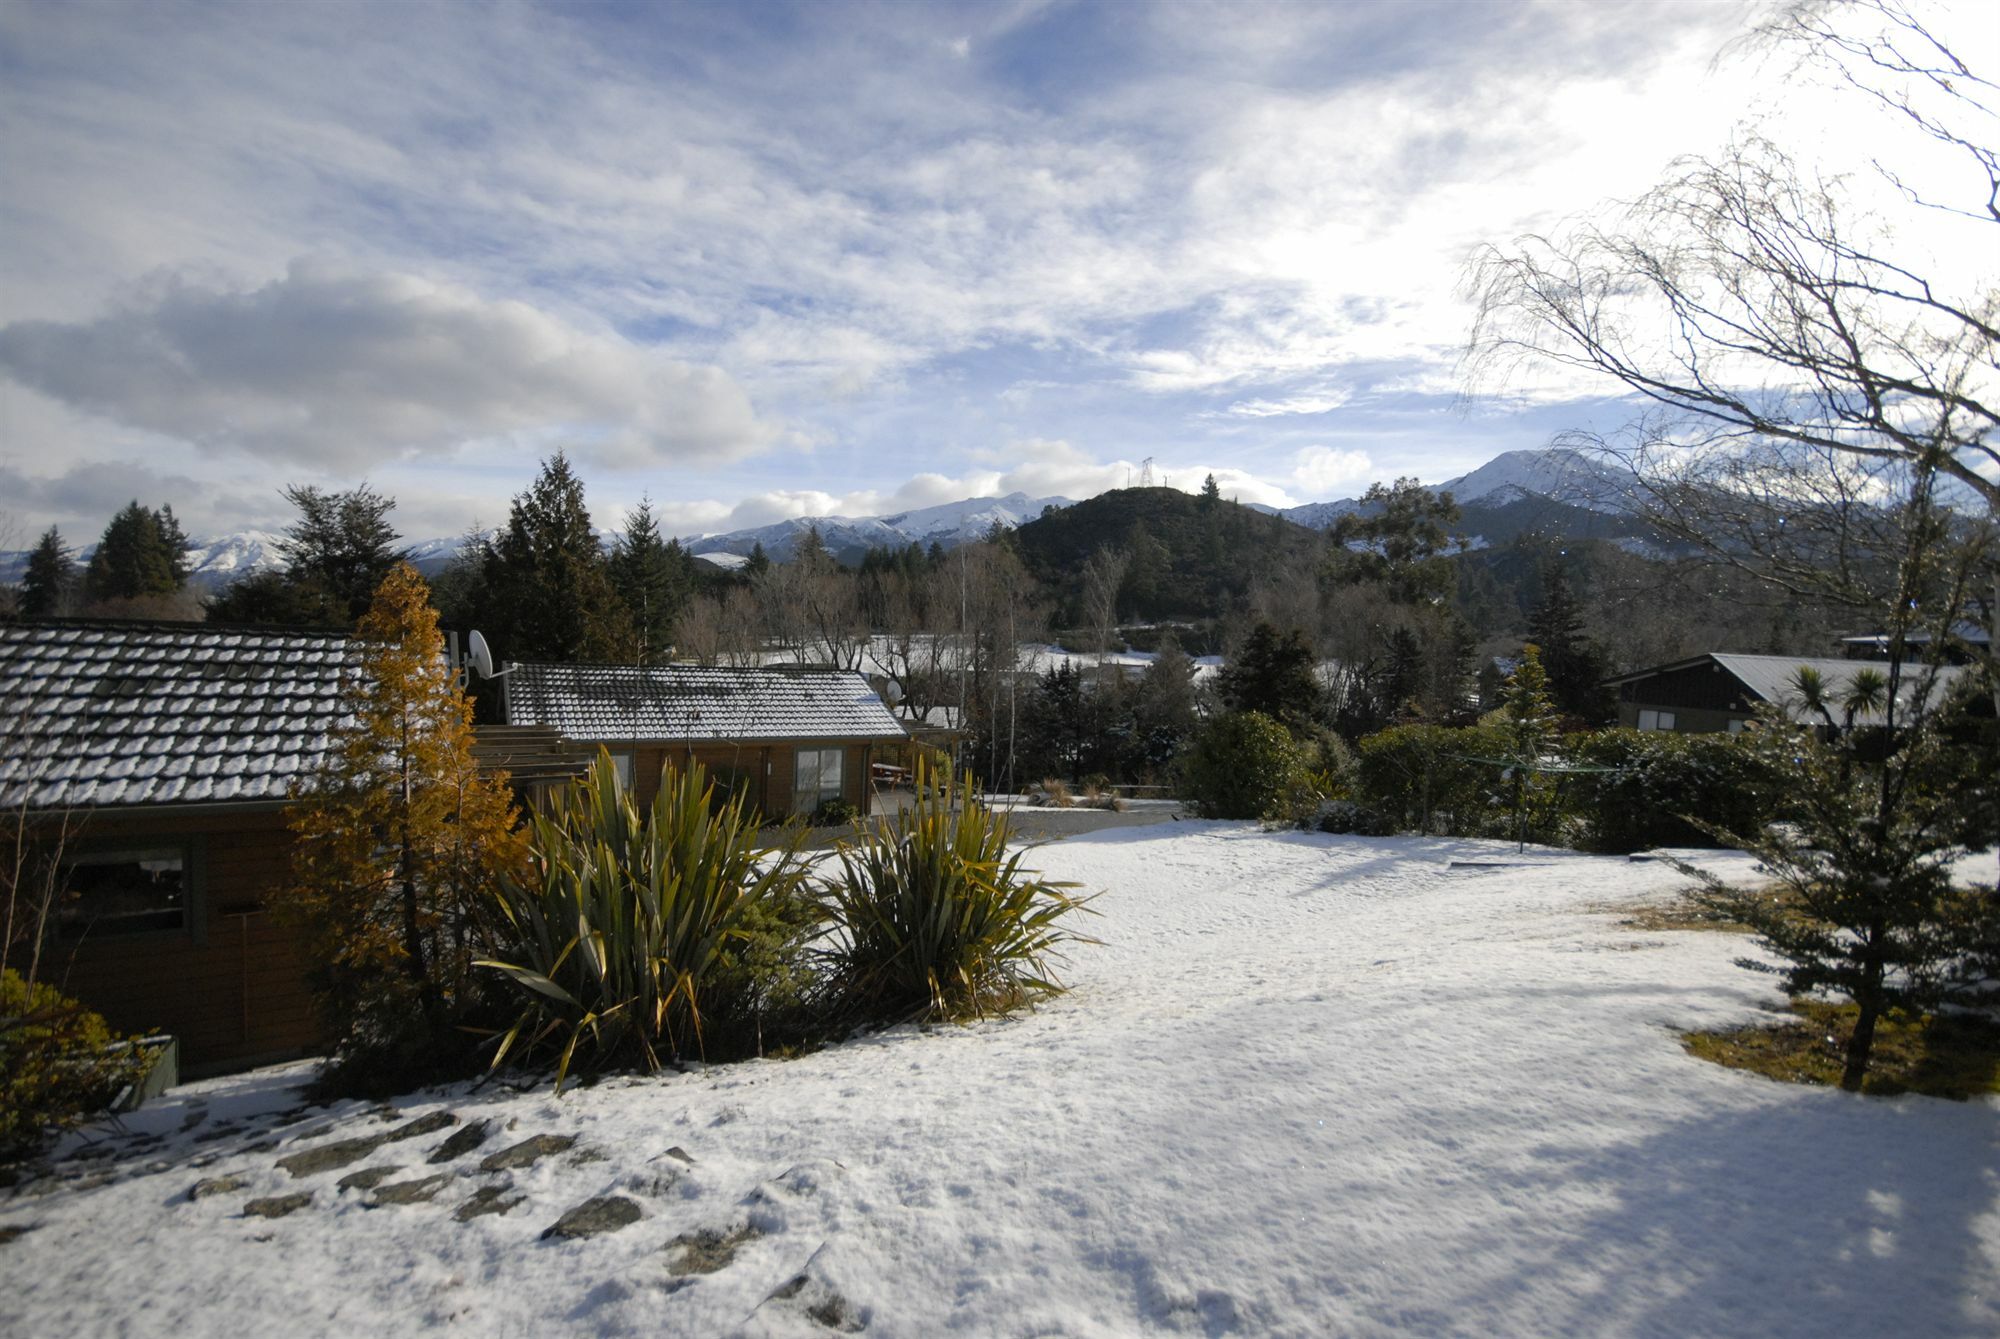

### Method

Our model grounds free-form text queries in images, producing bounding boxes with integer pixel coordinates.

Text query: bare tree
[1464,0,1997,648]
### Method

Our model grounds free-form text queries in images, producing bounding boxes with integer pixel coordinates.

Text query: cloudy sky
[0,0,1986,545]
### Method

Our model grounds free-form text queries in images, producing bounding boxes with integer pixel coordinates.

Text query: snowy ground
[5,824,1996,1338]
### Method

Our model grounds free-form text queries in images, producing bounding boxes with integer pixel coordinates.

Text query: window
[1727,718,1747,735]
[609,750,635,790]
[1636,709,1677,732]
[60,846,188,936]
[794,747,844,813]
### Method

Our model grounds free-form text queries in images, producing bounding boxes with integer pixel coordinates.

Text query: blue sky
[0,0,1983,544]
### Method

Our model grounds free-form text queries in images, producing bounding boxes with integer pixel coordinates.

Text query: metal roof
[1610,651,1970,726]
[0,619,356,811]
[503,662,909,743]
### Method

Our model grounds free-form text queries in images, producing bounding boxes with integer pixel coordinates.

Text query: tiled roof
[0,620,356,811]
[504,662,909,743]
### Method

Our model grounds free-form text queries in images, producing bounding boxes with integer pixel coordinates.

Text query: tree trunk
[1841,953,1885,1092]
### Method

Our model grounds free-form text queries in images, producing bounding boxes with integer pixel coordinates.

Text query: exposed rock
[336,1166,401,1192]
[384,1111,458,1143]
[567,1148,609,1166]
[0,1224,38,1246]
[479,1133,575,1172]
[426,1120,492,1165]
[664,1224,760,1277]
[367,1173,454,1206]
[660,1146,697,1166]
[187,1174,248,1201]
[244,1193,312,1219]
[453,1185,525,1222]
[540,1195,642,1241]
[193,1125,243,1145]
[625,1169,680,1198]
[285,1124,334,1144]
[276,1135,386,1178]
[240,1138,280,1155]
[762,1274,864,1332]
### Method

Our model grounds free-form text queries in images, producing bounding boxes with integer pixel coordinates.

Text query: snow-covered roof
[0,619,356,811]
[503,662,908,743]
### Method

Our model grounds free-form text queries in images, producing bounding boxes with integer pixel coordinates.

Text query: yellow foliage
[282,563,526,1061]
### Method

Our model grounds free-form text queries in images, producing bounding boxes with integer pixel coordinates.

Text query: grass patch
[1683,1000,2000,1100]
[1615,898,1755,933]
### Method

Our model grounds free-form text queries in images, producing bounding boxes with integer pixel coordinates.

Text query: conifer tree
[608,498,692,664]
[1218,622,1323,733]
[744,541,771,579]
[275,483,407,620]
[483,452,634,662]
[283,563,526,1081]
[18,527,75,617]
[84,501,189,603]
[1494,644,1561,850]
[1526,559,1613,723]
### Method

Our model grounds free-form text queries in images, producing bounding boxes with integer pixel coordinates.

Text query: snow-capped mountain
[684,491,1073,563]
[1267,447,1641,530]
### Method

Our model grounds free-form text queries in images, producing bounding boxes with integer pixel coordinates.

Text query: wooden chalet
[1606,652,1970,735]
[0,619,355,1075]
[500,661,910,818]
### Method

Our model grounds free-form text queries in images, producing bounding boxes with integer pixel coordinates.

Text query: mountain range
[0,447,1645,591]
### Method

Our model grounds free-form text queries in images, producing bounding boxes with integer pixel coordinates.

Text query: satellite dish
[883,678,905,704]
[468,630,513,679]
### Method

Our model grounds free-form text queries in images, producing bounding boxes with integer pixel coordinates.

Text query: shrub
[1034,778,1075,808]
[1355,724,1513,836]
[808,797,859,827]
[1565,730,1781,853]
[1316,800,1396,837]
[1,971,148,1162]
[481,753,810,1087]
[820,764,1092,1023]
[1180,711,1317,820]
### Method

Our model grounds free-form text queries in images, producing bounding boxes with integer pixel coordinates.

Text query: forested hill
[1009,487,1323,623]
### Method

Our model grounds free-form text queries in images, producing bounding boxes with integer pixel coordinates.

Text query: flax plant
[480,753,807,1087]
[822,763,1092,1024]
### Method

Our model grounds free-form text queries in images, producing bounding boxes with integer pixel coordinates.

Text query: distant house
[1839,623,1990,664]
[0,619,355,1074]
[500,662,909,818]
[1605,652,1970,734]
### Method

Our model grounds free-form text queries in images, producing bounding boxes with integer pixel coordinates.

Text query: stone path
[2,1092,870,1331]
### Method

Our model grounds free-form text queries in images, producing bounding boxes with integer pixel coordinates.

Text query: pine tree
[1218,622,1323,732]
[1200,473,1222,508]
[282,563,526,1081]
[745,542,771,579]
[608,498,691,664]
[84,501,188,603]
[275,483,407,621]
[18,527,75,617]
[1494,644,1561,850]
[483,453,634,662]
[1526,559,1613,723]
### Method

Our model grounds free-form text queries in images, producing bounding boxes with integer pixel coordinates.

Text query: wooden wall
[622,739,874,818]
[45,807,321,1076]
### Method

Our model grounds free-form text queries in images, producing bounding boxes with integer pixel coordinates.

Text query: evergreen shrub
[0,971,147,1162]
[1565,730,1781,853]
[1179,711,1316,821]
[1355,724,1512,836]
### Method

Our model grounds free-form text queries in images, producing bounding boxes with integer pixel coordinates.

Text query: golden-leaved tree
[284,562,525,1084]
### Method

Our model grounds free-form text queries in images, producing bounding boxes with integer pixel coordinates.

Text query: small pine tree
[744,541,771,579]
[1494,644,1561,849]
[282,563,526,1085]
[1199,473,1222,509]
[18,527,75,617]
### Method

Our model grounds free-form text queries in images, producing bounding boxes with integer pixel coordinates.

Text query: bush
[820,765,1092,1023]
[1565,729,1781,853]
[1,971,147,1162]
[1316,800,1396,837]
[1355,724,1514,836]
[481,753,810,1087]
[1180,711,1317,821]
[808,797,860,827]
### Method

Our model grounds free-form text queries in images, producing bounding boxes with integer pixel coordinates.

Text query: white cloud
[0,262,778,470]
[1228,391,1352,418]
[1291,446,1373,495]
